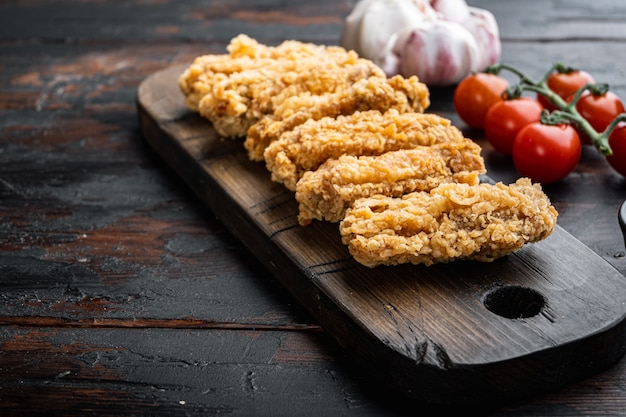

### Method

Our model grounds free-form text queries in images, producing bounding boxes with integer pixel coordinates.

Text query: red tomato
[607,123,626,177]
[484,98,544,155]
[453,73,509,129]
[576,91,625,144]
[538,69,596,110]
[512,123,582,184]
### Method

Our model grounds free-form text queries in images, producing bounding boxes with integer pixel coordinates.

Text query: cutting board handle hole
[482,285,546,319]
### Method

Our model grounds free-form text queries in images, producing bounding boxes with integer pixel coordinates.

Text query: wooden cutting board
[137,64,626,406]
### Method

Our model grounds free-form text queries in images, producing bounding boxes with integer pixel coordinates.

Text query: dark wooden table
[2,0,626,415]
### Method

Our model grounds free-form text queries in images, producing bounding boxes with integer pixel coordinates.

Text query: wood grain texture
[137,64,626,405]
[3,0,626,415]
[0,327,393,417]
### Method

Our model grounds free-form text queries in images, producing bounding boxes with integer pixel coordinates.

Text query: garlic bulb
[340,0,501,86]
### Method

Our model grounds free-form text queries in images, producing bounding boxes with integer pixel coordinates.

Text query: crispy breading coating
[178,34,393,138]
[244,75,430,161]
[178,35,278,112]
[264,109,466,191]
[339,178,558,268]
[295,140,486,226]
[179,34,370,110]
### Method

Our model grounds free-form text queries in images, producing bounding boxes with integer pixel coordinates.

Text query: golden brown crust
[178,34,397,138]
[295,140,486,225]
[264,109,465,191]
[339,178,558,268]
[244,75,430,161]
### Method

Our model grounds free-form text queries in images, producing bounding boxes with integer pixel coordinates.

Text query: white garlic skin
[463,7,501,71]
[430,0,471,23]
[393,19,480,85]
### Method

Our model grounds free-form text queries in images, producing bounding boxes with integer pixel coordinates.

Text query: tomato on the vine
[484,97,544,155]
[576,90,625,143]
[538,69,596,110]
[453,73,508,129]
[512,123,582,184]
[607,123,626,177]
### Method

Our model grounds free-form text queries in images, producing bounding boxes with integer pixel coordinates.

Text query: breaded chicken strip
[265,109,466,191]
[178,34,393,138]
[178,35,281,112]
[180,34,375,110]
[244,75,430,161]
[339,178,558,268]
[295,140,486,226]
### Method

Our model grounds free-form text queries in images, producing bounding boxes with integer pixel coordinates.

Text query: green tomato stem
[485,63,615,156]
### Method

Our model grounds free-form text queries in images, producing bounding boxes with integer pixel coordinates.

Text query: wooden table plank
[0,327,405,417]
[3,325,626,417]
[0,0,352,44]
[3,0,626,44]
[480,0,626,41]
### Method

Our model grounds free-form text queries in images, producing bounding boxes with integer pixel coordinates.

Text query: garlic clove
[392,20,480,86]
[463,7,501,71]
[339,0,377,52]
[429,0,471,23]
[342,0,437,75]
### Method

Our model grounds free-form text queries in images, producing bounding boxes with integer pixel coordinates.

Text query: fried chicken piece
[244,75,430,161]
[178,35,280,112]
[295,140,486,226]
[180,34,370,110]
[339,178,558,268]
[178,34,392,138]
[264,109,466,191]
